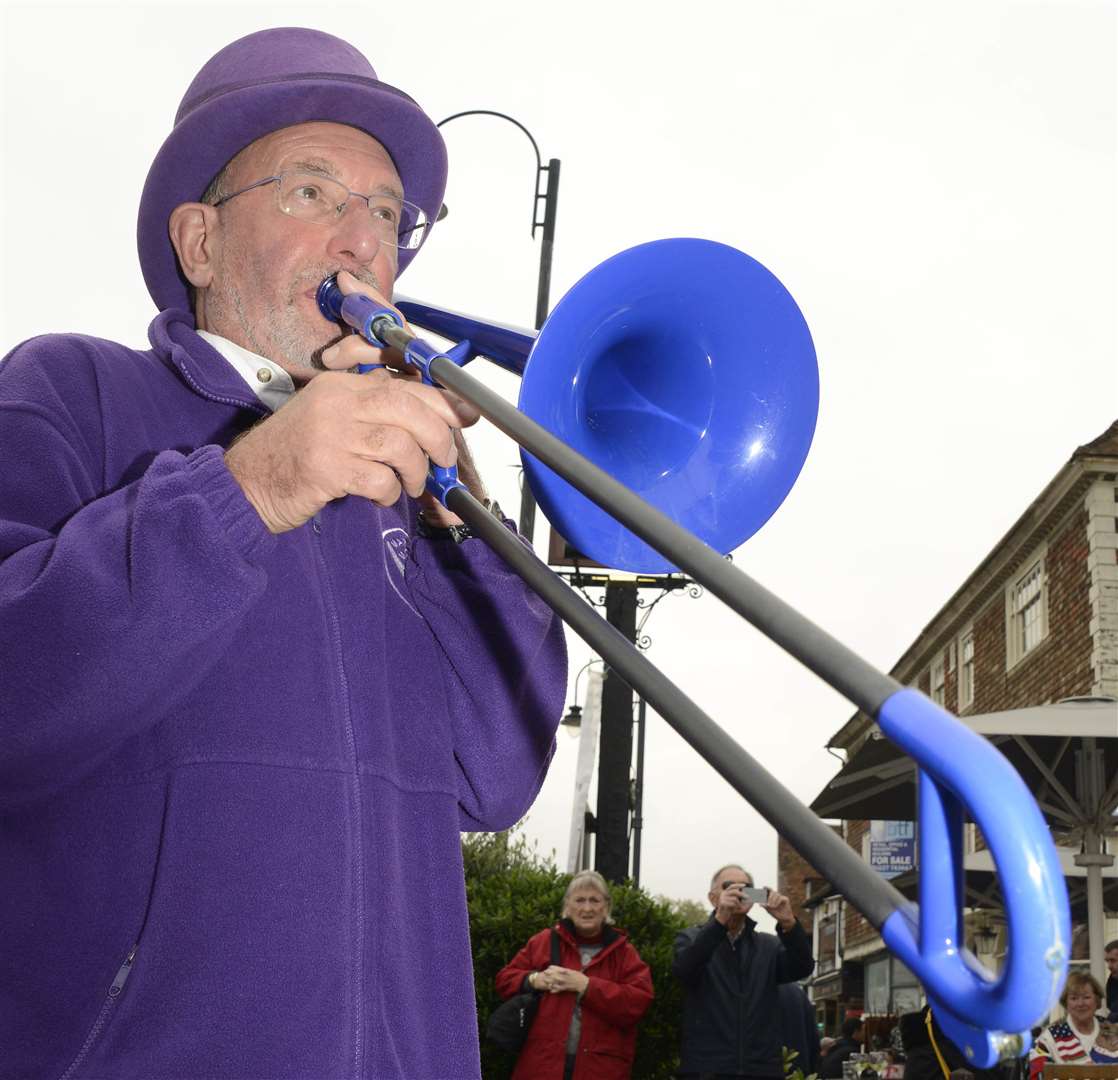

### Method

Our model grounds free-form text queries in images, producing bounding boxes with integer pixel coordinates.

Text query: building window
[815,898,841,974]
[865,956,890,1015]
[958,629,975,710]
[930,656,945,706]
[865,954,923,1016]
[964,823,978,854]
[1006,548,1048,670]
[890,957,923,1014]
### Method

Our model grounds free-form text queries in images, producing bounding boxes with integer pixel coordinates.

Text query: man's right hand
[714,883,749,926]
[225,368,478,534]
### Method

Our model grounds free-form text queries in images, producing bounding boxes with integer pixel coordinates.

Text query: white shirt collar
[197,330,296,412]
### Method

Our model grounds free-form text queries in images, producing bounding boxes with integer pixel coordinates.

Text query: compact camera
[722,882,769,904]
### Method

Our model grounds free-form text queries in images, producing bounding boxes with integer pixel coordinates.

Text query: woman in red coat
[495,870,654,1080]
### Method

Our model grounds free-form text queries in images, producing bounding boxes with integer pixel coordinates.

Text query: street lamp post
[435,112,686,891]
[632,696,647,885]
[435,110,560,545]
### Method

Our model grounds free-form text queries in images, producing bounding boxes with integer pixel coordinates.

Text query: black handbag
[486,928,561,1053]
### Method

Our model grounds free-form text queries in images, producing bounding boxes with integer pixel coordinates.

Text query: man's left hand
[328,271,485,527]
[417,429,486,529]
[763,890,798,930]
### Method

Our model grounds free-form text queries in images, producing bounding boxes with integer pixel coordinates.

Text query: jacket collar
[708,911,757,933]
[148,308,269,417]
[558,917,622,951]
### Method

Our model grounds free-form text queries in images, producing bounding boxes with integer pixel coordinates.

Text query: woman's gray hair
[561,870,614,923]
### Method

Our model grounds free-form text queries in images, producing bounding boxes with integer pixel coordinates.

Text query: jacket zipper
[58,945,137,1080]
[312,518,365,1077]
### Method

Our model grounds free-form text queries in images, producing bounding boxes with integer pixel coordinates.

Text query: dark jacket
[673,915,815,1076]
[1108,973,1118,1021]
[819,1035,862,1079]
[779,982,821,1075]
[0,315,567,1080]
[495,919,654,1080]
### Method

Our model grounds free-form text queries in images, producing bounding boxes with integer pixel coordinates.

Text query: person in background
[0,26,567,1080]
[779,982,822,1076]
[673,863,815,1078]
[495,871,654,1080]
[898,1006,1001,1080]
[1029,972,1109,1073]
[819,1016,865,1078]
[1105,940,1118,1020]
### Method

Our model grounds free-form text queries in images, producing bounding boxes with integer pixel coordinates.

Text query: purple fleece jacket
[0,309,567,1079]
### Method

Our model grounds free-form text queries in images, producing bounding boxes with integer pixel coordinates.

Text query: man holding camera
[673,863,815,1078]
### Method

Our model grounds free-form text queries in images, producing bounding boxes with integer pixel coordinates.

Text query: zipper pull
[109,945,137,998]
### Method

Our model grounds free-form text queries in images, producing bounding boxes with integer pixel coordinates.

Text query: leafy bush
[464,830,690,1079]
[784,1044,819,1080]
[659,895,708,927]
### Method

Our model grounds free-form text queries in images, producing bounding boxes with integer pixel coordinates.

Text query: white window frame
[814,897,842,975]
[930,655,946,706]
[1005,544,1049,672]
[958,626,975,711]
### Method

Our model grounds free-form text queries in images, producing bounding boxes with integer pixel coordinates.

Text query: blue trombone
[318,238,1070,1066]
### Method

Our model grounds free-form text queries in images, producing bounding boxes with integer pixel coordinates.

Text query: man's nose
[327,205,392,267]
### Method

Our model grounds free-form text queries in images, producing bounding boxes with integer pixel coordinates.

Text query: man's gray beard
[217,266,387,374]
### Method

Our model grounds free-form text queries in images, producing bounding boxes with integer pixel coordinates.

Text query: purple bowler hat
[137,27,448,313]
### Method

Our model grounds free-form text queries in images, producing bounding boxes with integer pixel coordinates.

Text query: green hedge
[464,831,688,1079]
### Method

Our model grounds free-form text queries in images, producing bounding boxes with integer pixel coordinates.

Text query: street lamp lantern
[972,920,998,958]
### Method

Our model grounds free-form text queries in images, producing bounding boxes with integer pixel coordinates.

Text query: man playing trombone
[0,27,566,1080]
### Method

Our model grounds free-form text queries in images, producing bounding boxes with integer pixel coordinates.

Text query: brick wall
[896,504,1095,717]
[842,821,878,947]
[777,834,832,932]
[778,823,885,948]
[970,507,1094,712]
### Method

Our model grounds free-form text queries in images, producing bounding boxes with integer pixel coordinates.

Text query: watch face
[448,523,474,543]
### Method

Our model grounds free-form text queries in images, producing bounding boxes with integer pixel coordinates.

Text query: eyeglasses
[213,171,431,251]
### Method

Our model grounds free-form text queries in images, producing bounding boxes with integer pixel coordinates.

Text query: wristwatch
[417,498,504,543]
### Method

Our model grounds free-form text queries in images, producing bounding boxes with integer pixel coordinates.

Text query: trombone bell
[517,238,819,572]
[398,239,820,572]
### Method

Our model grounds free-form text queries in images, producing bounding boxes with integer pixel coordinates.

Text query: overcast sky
[2,1,1115,918]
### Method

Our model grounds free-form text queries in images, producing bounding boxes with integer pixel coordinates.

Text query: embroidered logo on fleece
[382,528,420,617]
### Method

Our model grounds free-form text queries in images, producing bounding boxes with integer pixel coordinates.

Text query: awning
[809,698,1118,826]
[887,848,1118,922]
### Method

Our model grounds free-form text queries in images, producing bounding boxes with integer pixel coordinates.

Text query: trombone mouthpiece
[316,275,343,321]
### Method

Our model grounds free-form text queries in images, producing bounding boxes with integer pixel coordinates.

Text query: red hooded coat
[495,920,654,1080]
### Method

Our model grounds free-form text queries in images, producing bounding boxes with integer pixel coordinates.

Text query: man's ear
[169,202,220,288]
